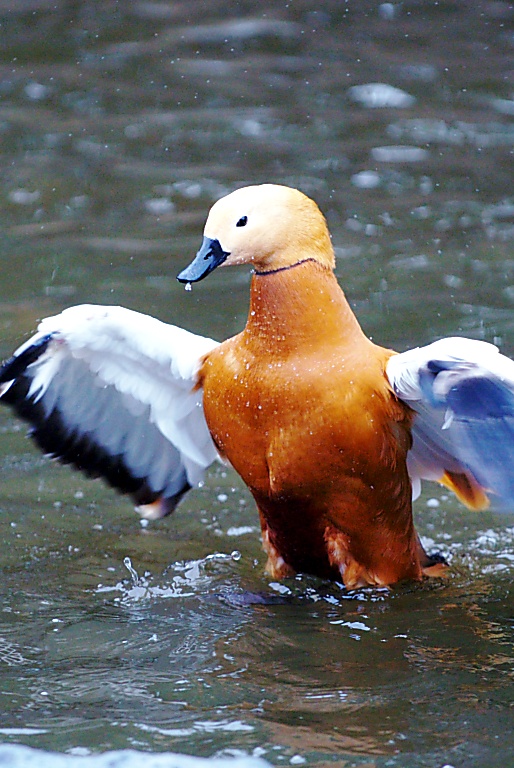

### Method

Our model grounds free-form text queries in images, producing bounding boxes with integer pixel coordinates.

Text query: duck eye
[236,216,248,228]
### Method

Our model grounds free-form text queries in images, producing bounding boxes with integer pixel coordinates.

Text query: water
[0,2,513,766]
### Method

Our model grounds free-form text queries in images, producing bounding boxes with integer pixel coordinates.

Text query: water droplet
[185,282,192,292]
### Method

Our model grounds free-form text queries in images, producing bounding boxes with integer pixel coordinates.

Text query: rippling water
[0,2,513,767]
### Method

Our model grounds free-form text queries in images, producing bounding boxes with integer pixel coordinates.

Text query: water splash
[97,551,243,604]
[123,556,141,586]
[184,282,192,292]
[207,550,241,562]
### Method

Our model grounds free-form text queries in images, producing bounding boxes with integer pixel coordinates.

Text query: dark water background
[0,2,513,766]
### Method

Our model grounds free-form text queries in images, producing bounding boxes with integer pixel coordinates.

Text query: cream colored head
[177,184,335,283]
[206,184,335,272]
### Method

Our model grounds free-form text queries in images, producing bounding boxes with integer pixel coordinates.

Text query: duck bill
[177,237,230,283]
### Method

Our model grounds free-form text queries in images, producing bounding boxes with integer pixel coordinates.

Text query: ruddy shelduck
[1,184,514,589]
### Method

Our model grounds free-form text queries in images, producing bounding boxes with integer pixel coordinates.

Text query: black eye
[236,216,248,228]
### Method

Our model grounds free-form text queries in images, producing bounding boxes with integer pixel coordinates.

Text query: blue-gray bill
[177,236,230,283]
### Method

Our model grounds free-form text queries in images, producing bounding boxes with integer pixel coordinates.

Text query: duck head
[177,184,335,283]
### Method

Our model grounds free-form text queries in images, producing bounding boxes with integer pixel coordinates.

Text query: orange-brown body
[201,260,430,589]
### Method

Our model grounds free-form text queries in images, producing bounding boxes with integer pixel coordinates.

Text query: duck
[1,183,514,589]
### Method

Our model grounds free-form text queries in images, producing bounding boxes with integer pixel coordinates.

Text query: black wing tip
[0,334,54,387]
[7,387,191,512]
[30,406,189,506]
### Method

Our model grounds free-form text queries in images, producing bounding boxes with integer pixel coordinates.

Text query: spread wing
[386,336,514,510]
[0,304,220,519]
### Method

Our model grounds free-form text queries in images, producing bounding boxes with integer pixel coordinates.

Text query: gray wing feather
[387,337,514,507]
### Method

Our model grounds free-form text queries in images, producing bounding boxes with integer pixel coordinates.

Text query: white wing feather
[0,304,220,514]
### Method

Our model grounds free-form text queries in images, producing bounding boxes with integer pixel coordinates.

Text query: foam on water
[0,744,271,768]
